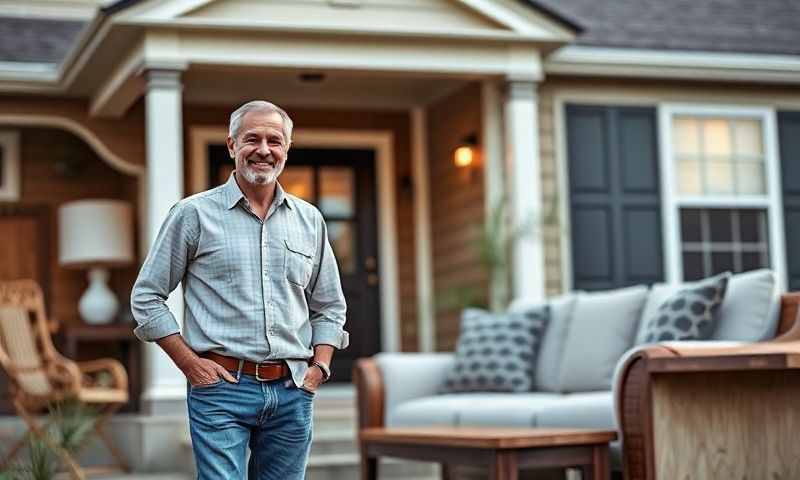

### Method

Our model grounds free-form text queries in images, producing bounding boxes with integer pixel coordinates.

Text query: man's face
[226,110,290,186]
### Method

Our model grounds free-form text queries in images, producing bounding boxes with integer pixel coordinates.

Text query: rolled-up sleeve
[306,214,349,349]
[131,202,198,342]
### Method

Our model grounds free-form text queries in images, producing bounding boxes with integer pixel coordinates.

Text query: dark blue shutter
[778,112,800,291]
[566,105,663,291]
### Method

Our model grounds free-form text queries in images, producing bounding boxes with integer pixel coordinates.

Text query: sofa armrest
[353,352,455,429]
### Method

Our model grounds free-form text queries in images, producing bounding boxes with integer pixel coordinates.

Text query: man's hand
[301,365,325,392]
[184,357,238,387]
[156,333,237,386]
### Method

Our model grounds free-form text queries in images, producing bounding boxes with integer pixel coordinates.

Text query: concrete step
[306,456,439,480]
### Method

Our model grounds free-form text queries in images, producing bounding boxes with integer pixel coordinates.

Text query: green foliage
[0,400,97,480]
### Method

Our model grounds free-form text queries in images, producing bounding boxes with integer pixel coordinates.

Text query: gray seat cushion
[387,393,563,428]
[535,391,616,430]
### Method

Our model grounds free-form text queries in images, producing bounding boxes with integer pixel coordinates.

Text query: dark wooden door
[207,146,381,382]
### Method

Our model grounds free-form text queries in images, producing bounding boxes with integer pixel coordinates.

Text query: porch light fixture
[59,200,134,325]
[454,133,478,168]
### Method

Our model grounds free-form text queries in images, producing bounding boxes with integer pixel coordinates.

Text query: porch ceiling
[181,66,469,110]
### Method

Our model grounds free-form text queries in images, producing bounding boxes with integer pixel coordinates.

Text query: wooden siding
[426,83,485,351]
[3,127,139,326]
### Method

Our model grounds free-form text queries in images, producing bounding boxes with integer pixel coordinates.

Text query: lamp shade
[59,199,134,268]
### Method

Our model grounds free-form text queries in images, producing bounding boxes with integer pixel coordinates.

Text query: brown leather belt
[201,352,290,381]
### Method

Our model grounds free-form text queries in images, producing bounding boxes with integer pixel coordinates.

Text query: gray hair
[228,100,294,145]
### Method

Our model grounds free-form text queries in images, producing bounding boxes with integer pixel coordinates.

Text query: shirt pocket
[284,239,314,288]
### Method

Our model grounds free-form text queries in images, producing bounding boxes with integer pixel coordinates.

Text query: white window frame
[658,104,787,290]
[0,131,20,201]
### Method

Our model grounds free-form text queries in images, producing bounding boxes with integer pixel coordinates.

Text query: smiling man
[131,100,348,479]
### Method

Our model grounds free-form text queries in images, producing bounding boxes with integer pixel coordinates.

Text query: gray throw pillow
[440,306,549,393]
[641,272,731,343]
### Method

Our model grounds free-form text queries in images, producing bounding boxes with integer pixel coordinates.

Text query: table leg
[581,444,610,480]
[440,463,451,480]
[490,451,518,480]
[360,446,377,480]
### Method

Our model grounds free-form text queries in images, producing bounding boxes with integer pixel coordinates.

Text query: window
[660,106,785,284]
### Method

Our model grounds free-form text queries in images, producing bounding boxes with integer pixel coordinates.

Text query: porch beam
[141,30,541,78]
[504,79,545,302]
[140,68,187,414]
[89,44,145,118]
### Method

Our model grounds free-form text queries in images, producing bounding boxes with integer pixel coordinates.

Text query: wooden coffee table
[359,427,617,480]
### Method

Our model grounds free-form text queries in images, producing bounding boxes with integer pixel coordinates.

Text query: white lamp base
[78,267,119,325]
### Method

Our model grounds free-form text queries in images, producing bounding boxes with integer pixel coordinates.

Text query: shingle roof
[1,0,799,68]
[0,17,86,65]
[533,0,800,56]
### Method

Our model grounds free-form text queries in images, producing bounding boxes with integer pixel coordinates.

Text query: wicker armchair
[0,279,129,479]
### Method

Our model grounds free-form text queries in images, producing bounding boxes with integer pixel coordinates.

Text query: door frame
[189,126,400,352]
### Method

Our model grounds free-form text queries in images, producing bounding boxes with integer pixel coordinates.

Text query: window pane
[703,119,732,157]
[742,251,767,271]
[711,252,735,274]
[673,117,701,155]
[319,167,354,217]
[708,210,733,242]
[680,209,702,242]
[682,251,705,281]
[281,166,314,202]
[327,221,355,274]
[739,210,764,243]
[677,159,702,194]
[705,160,734,194]
[733,119,763,156]
[736,162,766,195]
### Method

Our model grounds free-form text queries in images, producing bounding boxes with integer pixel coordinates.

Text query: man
[131,100,348,479]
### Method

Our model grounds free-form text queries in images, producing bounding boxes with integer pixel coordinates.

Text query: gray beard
[239,161,284,185]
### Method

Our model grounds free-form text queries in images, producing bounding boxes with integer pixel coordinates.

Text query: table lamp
[59,199,134,325]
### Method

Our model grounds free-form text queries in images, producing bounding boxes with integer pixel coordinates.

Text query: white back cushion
[509,294,578,392]
[635,269,779,344]
[558,285,648,392]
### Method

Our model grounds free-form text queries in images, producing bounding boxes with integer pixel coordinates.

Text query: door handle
[365,256,377,272]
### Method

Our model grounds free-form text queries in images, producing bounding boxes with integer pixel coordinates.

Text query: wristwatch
[309,360,331,383]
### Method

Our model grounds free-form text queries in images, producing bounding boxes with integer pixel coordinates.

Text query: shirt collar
[224,171,293,211]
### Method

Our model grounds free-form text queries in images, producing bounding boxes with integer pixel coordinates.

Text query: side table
[59,323,140,412]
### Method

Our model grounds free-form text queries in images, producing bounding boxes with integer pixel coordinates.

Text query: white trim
[552,96,572,294]
[0,0,106,19]
[411,108,435,353]
[188,127,401,353]
[0,114,143,177]
[546,46,800,84]
[0,131,20,201]
[658,103,787,290]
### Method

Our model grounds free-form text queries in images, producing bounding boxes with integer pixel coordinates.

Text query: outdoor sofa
[354,269,800,478]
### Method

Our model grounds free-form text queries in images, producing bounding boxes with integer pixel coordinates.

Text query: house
[1,0,799,473]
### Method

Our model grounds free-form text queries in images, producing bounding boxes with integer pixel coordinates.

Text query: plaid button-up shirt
[131,172,348,388]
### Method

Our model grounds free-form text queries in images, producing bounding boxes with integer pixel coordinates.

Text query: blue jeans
[187,372,314,479]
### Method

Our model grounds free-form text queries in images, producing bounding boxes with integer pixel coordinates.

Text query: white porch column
[141,68,187,414]
[504,79,545,302]
[482,80,508,311]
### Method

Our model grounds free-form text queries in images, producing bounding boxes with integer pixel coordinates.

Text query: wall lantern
[454,133,478,168]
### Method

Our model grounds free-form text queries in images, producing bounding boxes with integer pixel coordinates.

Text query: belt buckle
[255,363,268,382]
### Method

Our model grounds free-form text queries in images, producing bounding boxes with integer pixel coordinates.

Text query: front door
[207,145,381,382]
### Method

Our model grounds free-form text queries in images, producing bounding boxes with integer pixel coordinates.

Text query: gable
[184,0,508,32]
[112,0,576,42]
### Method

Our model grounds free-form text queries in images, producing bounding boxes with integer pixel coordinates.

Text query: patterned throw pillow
[642,272,731,343]
[440,306,549,393]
